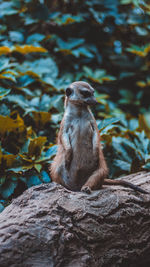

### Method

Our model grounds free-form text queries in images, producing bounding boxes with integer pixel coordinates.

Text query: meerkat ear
[66,87,72,97]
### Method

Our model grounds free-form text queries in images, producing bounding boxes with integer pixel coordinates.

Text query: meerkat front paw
[81,185,92,194]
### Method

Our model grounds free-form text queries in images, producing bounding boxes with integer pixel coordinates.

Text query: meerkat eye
[80,90,92,98]
[66,87,72,97]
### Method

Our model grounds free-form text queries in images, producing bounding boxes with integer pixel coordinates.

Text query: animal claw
[81,186,92,194]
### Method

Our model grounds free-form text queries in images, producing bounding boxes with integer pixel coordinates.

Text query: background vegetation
[0,0,150,211]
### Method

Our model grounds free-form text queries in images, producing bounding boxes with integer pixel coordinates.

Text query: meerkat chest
[69,116,94,147]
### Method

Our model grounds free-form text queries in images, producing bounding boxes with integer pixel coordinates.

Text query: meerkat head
[65,81,97,106]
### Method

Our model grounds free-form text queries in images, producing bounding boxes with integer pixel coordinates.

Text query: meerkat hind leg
[81,169,105,194]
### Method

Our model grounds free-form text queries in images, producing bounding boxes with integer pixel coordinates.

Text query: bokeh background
[0,0,150,210]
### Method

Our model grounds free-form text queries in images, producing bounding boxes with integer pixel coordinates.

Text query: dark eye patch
[80,90,92,97]
[66,87,72,97]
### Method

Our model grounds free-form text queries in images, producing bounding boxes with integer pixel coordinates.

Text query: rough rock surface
[0,171,150,267]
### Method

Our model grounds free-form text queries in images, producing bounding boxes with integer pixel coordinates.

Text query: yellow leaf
[57,49,72,55]
[26,71,40,78]
[13,45,47,54]
[22,164,35,169]
[102,76,116,82]
[26,126,34,138]
[28,136,47,158]
[0,74,15,81]
[128,44,150,57]
[90,77,103,83]
[32,111,51,128]
[130,50,146,57]
[19,154,34,163]
[144,113,150,129]
[139,114,150,138]
[136,81,146,87]
[0,154,16,168]
[19,6,27,13]
[144,45,150,54]
[0,46,11,56]
[102,77,110,81]
[0,71,16,82]
[2,71,16,76]
[63,17,76,25]
[0,114,25,135]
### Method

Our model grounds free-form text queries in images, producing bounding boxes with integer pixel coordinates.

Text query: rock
[0,171,150,267]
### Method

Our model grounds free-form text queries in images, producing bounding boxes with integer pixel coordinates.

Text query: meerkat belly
[71,120,93,160]
[68,118,98,189]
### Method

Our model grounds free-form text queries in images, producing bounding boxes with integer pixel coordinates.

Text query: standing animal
[50,81,147,194]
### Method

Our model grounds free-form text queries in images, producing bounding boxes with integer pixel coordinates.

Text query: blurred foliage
[0,0,150,211]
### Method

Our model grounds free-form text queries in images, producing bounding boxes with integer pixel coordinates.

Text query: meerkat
[50,81,148,194]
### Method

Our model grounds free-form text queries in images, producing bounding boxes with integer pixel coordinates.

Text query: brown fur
[50,81,148,194]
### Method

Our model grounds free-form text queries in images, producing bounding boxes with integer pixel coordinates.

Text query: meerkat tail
[104,179,148,194]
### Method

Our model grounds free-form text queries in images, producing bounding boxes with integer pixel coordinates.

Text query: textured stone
[0,171,150,267]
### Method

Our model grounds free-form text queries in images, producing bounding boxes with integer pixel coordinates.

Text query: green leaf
[128,119,139,131]
[24,15,38,25]
[17,74,36,87]
[0,58,11,72]
[98,118,120,131]
[34,164,42,173]
[51,113,62,124]
[121,138,137,151]
[9,31,24,43]
[1,179,17,199]
[119,89,133,101]
[5,95,28,109]
[112,137,132,162]
[41,170,51,183]
[0,177,6,185]
[0,87,11,98]
[50,95,64,112]
[143,162,150,170]
[72,47,94,58]
[27,175,41,188]
[7,167,23,173]
[0,203,4,212]
[17,58,58,79]
[135,26,148,36]
[0,2,18,17]
[56,37,84,50]
[114,159,131,172]
[54,14,84,25]
[26,33,45,44]
[31,94,51,112]
[45,145,57,158]
[83,67,116,83]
